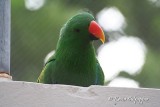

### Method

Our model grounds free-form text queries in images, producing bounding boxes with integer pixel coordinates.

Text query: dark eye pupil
[74,29,80,32]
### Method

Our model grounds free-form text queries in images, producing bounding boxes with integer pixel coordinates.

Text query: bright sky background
[108,77,139,88]
[25,0,45,11]
[148,0,160,7]
[97,7,147,87]
[98,36,147,80]
[97,7,126,31]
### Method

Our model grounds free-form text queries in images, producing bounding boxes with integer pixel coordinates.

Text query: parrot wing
[95,60,105,85]
[37,56,56,84]
[38,56,105,85]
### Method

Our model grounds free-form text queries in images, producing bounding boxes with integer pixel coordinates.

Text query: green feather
[37,12,105,87]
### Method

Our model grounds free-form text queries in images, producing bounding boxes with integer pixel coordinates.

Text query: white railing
[0,81,160,107]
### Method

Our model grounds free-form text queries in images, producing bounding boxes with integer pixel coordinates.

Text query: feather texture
[37,12,105,87]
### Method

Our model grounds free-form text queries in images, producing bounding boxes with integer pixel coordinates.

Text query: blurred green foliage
[11,0,160,88]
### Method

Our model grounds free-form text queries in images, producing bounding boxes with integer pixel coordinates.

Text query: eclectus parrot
[37,12,105,87]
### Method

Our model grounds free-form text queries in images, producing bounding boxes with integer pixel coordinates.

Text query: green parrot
[37,12,105,87]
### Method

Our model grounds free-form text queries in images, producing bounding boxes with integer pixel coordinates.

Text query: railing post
[0,0,12,80]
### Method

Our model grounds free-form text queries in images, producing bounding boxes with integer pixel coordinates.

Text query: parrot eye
[74,28,80,33]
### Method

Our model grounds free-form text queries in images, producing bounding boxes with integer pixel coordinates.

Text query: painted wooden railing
[0,81,160,107]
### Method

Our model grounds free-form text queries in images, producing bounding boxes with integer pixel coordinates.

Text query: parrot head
[59,12,105,45]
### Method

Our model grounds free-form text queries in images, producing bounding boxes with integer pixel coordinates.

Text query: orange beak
[89,21,105,43]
